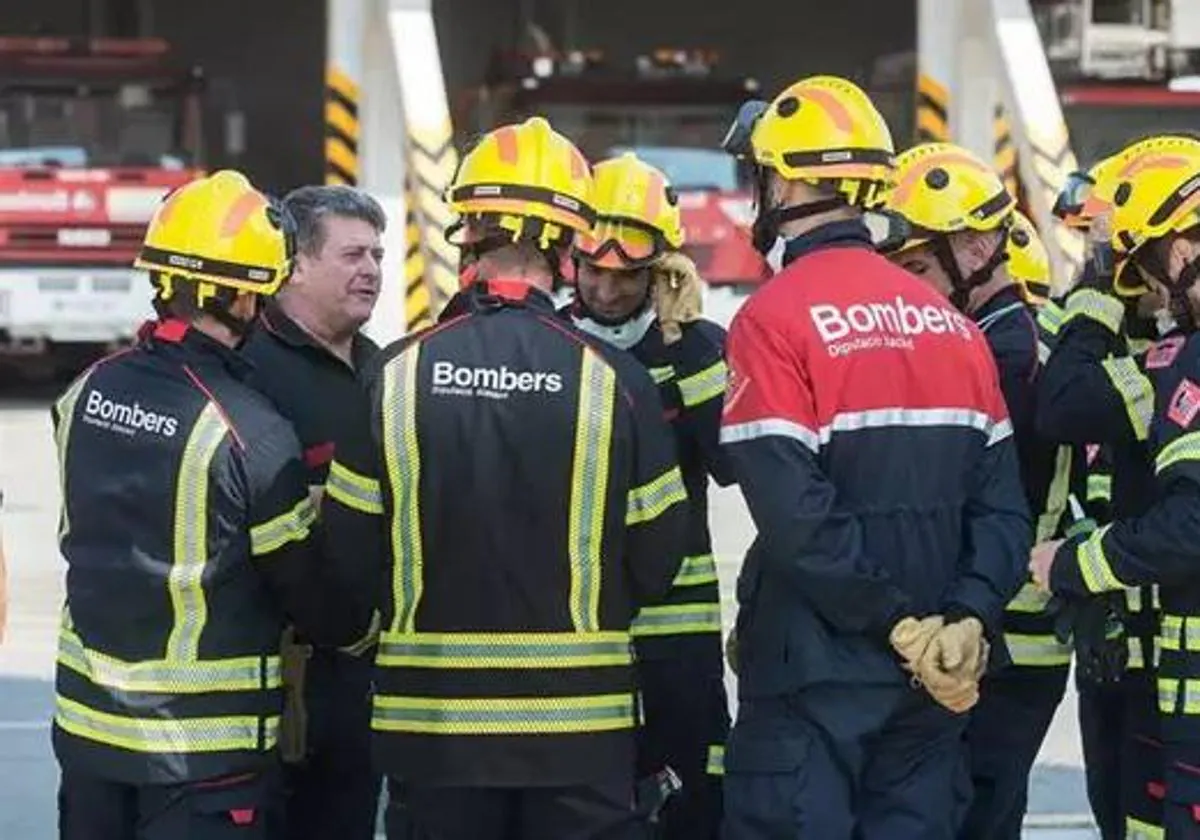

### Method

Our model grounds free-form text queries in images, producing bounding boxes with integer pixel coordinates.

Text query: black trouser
[59,765,279,839]
[1079,671,1162,839]
[281,648,380,840]
[387,776,644,840]
[959,664,1069,840]
[636,637,730,840]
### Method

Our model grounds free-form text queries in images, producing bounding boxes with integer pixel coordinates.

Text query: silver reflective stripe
[720,418,819,451]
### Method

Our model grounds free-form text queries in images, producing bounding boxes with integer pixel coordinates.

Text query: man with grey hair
[241,184,388,839]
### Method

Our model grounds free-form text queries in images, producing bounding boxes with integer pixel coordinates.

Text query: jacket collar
[782,219,874,267]
[258,300,374,371]
[142,318,254,379]
[972,284,1027,334]
[440,278,559,320]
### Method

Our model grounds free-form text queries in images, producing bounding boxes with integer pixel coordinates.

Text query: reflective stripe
[1126,817,1164,840]
[1127,636,1161,671]
[1126,585,1160,613]
[326,459,384,515]
[673,553,718,588]
[1158,678,1200,715]
[631,603,722,637]
[375,631,633,669]
[55,695,277,754]
[1037,300,1064,335]
[647,364,675,385]
[1037,340,1052,364]
[383,346,424,634]
[977,301,1028,333]
[249,496,316,556]
[707,744,725,776]
[720,418,818,451]
[1076,525,1126,594]
[1101,357,1153,442]
[1160,614,1200,651]
[58,626,281,693]
[1004,633,1072,667]
[1007,582,1053,613]
[677,360,727,408]
[1157,431,1200,474]
[1037,446,1073,542]
[1087,473,1112,503]
[54,370,93,541]
[1063,288,1124,334]
[570,351,616,632]
[626,466,687,526]
[372,693,636,735]
[165,403,229,662]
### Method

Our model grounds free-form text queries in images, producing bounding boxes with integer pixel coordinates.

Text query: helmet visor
[1052,171,1096,225]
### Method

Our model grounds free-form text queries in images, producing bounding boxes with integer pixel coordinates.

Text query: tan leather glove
[725,628,739,676]
[888,616,944,669]
[912,617,988,714]
[912,658,980,713]
[652,252,704,345]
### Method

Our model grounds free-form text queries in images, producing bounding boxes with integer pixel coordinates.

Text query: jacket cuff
[1049,535,1092,597]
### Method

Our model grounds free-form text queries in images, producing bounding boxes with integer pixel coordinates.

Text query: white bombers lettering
[810,298,974,345]
[83,389,179,437]
[431,360,564,397]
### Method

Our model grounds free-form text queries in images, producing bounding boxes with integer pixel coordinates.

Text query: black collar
[440,278,559,320]
[782,220,874,267]
[258,300,375,371]
[142,318,255,379]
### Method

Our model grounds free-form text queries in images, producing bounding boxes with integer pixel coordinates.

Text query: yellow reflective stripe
[569,351,616,633]
[1159,614,1200,652]
[1156,431,1200,474]
[1160,677,1180,714]
[1087,473,1112,502]
[376,631,633,669]
[165,403,228,662]
[707,744,725,776]
[1037,300,1064,336]
[1126,817,1165,840]
[1007,582,1053,613]
[1076,525,1127,594]
[372,693,636,735]
[1037,446,1073,542]
[1101,357,1153,442]
[55,696,277,754]
[1159,678,1200,715]
[383,346,424,633]
[249,496,316,556]
[326,459,384,515]
[1004,633,1072,667]
[54,369,93,541]
[57,627,281,693]
[1063,288,1124,334]
[627,465,687,526]
[673,553,718,588]
[631,603,722,637]
[677,360,728,408]
[648,364,675,385]
[1127,636,1161,671]
[1125,585,1160,613]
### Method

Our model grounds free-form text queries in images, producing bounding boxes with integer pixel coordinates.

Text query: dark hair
[283,185,387,257]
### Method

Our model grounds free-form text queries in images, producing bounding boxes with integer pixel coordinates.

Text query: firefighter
[239,185,389,840]
[874,143,1069,839]
[1029,139,1200,838]
[321,116,689,840]
[565,151,733,839]
[52,169,376,839]
[717,76,1030,838]
[1034,136,1200,840]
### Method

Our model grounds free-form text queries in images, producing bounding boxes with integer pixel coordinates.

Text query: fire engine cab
[0,36,203,374]
[456,47,771,295]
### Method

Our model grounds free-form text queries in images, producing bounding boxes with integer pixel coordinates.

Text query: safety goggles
[575,216,670,269]
[721,100,770,160]
[1052,171,1096,224]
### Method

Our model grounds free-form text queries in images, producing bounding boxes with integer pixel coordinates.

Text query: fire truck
[1034,0,1200,167]
[0,36,203,374]
[456,47,770,295]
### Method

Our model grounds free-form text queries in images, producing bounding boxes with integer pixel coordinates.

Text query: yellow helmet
[881,142,1015,254]
[574,153,685,270]
[1006,211,1052,305]
[1105,136,1200,297]
[134,169,294,299]
[446,116,595,249]
[749,75,895,206]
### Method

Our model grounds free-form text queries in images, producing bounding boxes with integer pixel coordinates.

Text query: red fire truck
[0,36,203,373]
[456,48,770,293]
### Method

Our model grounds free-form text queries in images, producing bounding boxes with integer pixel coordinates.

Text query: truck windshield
[534,103,736,164]
[609,145,741,191]
[1063,102,1200,169]
[0,85,190,169]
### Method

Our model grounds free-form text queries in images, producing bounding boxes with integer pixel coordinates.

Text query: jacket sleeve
[1051,357,1200,596]
[675,322,735,487]
[988,307,1040,447]
[718,304,913,640]
[1037,289,1152,446]
[246,418,374,648]
[620,355,690,609]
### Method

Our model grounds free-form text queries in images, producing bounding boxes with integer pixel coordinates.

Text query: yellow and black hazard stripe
[405,122,460,328]
[916,73,950,143]
[325,65,359,186]
[994,104,1019,198]
[403,176,435,332]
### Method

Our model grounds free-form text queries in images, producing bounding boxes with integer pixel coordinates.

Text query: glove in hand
[912,617,987,714]
[652,252,704,345]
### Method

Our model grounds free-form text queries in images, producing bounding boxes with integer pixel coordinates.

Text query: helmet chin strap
[749,166,845,256]
[932,233,1010,312]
